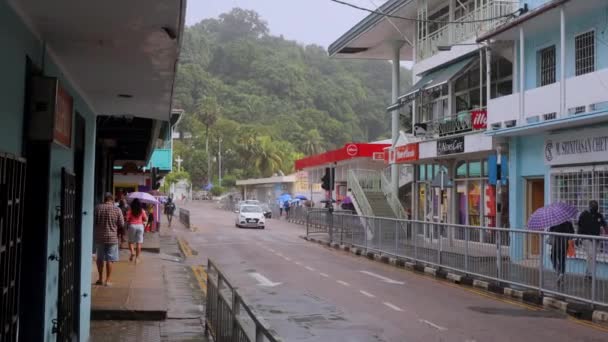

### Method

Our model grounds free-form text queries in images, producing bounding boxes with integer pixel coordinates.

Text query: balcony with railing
[488,68,608,130]
[417,1,518,61]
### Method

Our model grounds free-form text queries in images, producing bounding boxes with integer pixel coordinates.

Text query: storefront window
[468,180,482,227]
[469,161,482,177]
[456,161,467,178]
[552,167,608,223]
[419,165,426,181]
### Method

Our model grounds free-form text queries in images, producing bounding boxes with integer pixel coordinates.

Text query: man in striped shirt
[94,192,124,286]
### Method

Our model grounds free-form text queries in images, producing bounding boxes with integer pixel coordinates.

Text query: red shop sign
[471,109,487,130]
[346,144,358,157]
[394,143,419,163]
[54,82,73,148]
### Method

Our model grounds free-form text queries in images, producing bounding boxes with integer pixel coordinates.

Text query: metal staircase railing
[348,170,375,218]
[380,171,408,220]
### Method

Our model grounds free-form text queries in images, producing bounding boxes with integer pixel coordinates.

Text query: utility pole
[218,137,222,187]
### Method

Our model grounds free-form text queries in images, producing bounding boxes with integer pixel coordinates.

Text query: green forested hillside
[173,8,410,186]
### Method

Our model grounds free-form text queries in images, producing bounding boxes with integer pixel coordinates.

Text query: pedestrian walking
[578,200,606,279]
[164,197,176,227]
[146,204,155,232]
[94,192,124,286]
[126,199,148,264]
[117,199,129,248]
[283,200,290,219]
[549,221,574,285]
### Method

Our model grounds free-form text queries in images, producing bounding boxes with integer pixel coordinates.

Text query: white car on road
[235,205,265,229]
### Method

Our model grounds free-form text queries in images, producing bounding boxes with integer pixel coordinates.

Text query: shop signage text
[54,82,73,148]
[436,109,487,137]
[394,143,419,163]
[544,128,608,165]
[437,136,464,156]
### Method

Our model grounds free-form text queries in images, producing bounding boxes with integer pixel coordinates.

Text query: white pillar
[391,41,403,197]
[560,6,566,117]
[486,47,492,109]
[519,27,525,123]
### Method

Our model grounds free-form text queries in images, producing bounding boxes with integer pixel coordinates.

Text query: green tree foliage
[173,8,411,185]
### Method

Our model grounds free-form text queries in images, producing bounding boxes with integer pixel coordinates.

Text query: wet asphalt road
[180,201,608,342]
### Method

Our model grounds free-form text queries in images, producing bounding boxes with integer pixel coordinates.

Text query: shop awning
[387,56,476,111]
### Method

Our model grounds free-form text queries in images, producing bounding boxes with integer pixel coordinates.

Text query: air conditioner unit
[491,123,502,130]
[504,120,516,128]
[28,76,73,148]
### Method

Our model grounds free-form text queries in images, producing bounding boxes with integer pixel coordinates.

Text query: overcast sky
[186,0,385,48]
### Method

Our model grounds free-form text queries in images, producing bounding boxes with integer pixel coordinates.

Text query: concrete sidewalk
[90,248,167,320]
[91,219,209,341]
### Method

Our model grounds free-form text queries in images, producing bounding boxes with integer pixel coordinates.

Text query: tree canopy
[173,8,411,186]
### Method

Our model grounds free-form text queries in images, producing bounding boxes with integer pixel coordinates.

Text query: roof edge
[477,0,570,43]
[328,0,413,57]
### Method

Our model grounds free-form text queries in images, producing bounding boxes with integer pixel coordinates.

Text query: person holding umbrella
[125,199,147,264]
[528,202,577,285]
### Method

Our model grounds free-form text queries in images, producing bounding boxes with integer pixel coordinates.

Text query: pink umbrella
[127,191,159,204]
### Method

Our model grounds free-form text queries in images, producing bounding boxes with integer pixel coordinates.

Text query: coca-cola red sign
[471,109,487,130]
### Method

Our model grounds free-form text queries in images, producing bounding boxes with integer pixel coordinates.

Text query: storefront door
[526,178,544,257]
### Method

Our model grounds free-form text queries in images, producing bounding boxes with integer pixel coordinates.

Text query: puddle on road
[468,306,564,318]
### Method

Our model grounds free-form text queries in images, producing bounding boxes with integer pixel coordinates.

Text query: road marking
[249,272,282,287]
[305,266,316,271]
[319,273,329,278]
[268,248,276,253]
[284,257,292,261]
[359,290,375,298]
[418,319,447,331]
[359,270,405,285]
[294,261,302,266]
[383,302,404,312]
[276,253,284,257]
[336,280,350,287]
[190,265,207,295]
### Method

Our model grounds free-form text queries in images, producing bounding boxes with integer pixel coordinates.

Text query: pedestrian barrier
[305,211,608,307]
[205,259,282,342]
[179,208,190,229]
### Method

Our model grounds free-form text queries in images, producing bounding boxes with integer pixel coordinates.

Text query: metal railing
[205,259,282,342]
[305,212,608,306]
[417,0,518,60]
[348,170,376,218]
[380,171,408,220]
[179,208,190,229]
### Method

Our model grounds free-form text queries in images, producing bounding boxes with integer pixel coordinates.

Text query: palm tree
[253,136,284,177]
[195,97,220,181]
[303,129,323,156]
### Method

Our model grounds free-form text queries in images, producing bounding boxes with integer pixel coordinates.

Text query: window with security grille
[575,31,595,76]
[538,45,556,86]
[551,166,608,228]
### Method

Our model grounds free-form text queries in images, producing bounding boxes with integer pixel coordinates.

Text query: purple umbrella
[527,202,578,231]
[127,191,159,204]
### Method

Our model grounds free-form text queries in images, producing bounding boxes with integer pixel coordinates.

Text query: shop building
[113,110,183,196]
[478,0,608,268]
[236,172,323,205]
[330,0,519,228]
[0,1,185,341]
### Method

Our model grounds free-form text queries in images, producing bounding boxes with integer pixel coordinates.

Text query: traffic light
[321,167,334,191]
[151,167,161,190]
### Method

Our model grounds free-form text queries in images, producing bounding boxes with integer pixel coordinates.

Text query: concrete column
[560,7,566,117]
[486,47,492,109]
[449,0,455,44]
[391,41,403,197]
[519,27,525,123]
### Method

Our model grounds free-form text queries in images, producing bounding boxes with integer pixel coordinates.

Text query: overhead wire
[329,0,523,24]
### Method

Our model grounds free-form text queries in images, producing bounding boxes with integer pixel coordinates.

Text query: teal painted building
[0,1,185,341]
[482,0,608,277]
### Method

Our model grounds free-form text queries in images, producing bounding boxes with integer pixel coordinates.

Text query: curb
[301,236,608,325]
